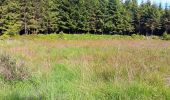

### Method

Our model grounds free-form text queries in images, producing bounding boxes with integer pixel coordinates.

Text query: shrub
[0,34,10,40]
[151,36,160,40]
[131,34,145,40]
[1,22,21,38]
[163,32,168,38]
[162,32,170,40]
[0,54,30,82]
[58,31,65,39]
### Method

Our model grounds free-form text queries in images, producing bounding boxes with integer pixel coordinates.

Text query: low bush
[163,32,170,40]
[131,34,145,40]
[151,36,160,40]
[58,31,65,39]
[0,54,30,82]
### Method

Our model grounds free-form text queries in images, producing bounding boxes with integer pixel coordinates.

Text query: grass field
[0,34,170,100]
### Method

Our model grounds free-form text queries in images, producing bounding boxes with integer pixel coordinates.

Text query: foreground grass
[0,35,170,100]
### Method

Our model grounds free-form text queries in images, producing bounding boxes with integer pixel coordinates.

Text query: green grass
[13,33,147,40]
[0,34,170,100]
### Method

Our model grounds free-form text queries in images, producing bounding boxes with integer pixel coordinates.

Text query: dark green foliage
[162,3,170,34]
[0,0,169,36]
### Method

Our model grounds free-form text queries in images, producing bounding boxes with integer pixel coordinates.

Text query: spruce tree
[162,4,170,34]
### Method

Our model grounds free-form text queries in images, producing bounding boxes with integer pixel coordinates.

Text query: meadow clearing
[0,34,170,100]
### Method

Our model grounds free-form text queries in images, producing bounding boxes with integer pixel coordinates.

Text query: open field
[0,34,170,100]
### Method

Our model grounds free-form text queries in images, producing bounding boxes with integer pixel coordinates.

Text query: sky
[138,0,170,8]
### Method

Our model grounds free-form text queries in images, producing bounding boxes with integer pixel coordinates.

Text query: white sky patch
[137,0,170,7]
[161,0,170,4]
[138,0,170,4]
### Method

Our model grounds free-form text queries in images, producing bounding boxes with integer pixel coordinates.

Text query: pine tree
[57,0,71,33]
[0,0,21,36]
[0,0,168,36]
[162,4,170,34]
[38,0,58,34]
[96,0,107,34]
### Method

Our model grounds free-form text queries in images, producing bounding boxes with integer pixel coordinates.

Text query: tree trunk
[151,29,153,36]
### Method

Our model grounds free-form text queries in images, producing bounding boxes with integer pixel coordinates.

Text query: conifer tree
[0,0,169,36]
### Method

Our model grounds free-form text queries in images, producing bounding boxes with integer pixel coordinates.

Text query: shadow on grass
[4,92,47,100]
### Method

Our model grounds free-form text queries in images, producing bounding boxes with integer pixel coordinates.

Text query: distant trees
[0,0,169,36]
[162,4,170,34]
[139,1,161,35]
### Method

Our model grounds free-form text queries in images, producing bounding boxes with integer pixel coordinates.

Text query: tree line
[0,0,170,36]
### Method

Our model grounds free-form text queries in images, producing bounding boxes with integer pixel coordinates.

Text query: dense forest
[0,0,170,36]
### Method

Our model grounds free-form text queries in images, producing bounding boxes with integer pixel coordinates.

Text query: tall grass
[0,36,170,99]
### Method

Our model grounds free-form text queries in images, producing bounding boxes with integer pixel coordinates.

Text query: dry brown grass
[34,39,170,48]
